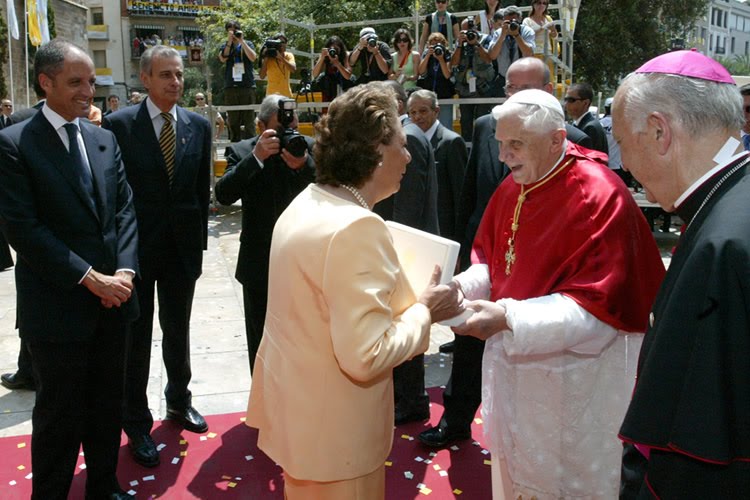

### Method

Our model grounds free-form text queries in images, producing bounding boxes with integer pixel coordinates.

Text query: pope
[450,89,665,498]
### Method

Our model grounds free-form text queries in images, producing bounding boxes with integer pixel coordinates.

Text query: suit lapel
[30,114,99,220]
[174,107,193,183]
[80,123,107,221]
[132,103,171,185]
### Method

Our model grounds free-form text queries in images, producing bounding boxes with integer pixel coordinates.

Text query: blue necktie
[63,123,94,199]
[743,134,750,152]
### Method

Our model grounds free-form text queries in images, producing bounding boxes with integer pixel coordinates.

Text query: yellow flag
[28,0,42,46]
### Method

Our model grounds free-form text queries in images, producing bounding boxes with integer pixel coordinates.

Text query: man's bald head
[505,57,553,96]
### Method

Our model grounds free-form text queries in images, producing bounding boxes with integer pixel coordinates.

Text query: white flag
[6,0,19,40]
[38,0,50,44]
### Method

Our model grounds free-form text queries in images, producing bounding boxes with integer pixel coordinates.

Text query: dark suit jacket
[576,111,609,156]
[10,100,44,125]
[0,115,12,129]
[103,101,211,281]
[431,123,468,243]
[374,122,439,234]
[457,114,593,269]
[0,111,139,341]
[215,135,315,288]
[224,139,255,170]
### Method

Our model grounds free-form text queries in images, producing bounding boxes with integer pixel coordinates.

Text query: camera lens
[328,48,338,59]
[367,36,378,48]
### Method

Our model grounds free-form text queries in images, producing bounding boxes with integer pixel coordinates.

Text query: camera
[263,38,282,58]
[233,30,243,39]
[327,47,338,59]
[277,98,308,158]
[462,19,478,44]
[367,35,378,48]
[508,19,520,32]
[433,44,445,57]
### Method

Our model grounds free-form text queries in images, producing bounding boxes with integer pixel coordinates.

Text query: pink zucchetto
[635,49,734,84]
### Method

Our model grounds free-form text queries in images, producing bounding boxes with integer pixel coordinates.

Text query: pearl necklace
[341,184,370,210]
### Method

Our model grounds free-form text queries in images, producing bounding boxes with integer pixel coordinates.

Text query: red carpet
[0,388,490,499]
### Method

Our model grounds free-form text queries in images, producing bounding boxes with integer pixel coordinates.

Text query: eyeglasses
[195,97,205,101]
[563,96,584,103]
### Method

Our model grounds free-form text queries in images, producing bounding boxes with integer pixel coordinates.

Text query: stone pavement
[0,202,455,439]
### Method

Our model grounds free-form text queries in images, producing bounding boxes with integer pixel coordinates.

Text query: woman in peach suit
[246,82,461,499]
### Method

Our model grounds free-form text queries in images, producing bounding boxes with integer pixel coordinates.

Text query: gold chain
[505,157,575,275]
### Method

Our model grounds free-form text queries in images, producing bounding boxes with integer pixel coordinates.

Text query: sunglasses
[397,38,410,43]
[195,97,205,101]
[563,96,584,103]
[436,0,447,3]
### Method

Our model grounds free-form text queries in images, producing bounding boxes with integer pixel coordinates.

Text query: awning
[132,24,165,31]
[177,26,202,32]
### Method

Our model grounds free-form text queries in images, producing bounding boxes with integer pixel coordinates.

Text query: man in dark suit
[0,39,139,499]
[215,94,314,374]
[0,93,46,393]
[103,45,211,468]
[420,57,594,448]
[564,82,609,155]
[390,89,467,425]
[374,80,439,236]
[0,99,13,129]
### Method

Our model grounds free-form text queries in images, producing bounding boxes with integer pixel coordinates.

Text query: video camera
[277,99,308,158]
[263,38,283,58]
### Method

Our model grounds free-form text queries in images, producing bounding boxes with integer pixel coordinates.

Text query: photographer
[349,27,392,85]
[487,6,535,95]
[418,0,460,53]
[451,17,495,141]
[417,32,454,130]
[218,20,257,142]
[311,35,353,103]
[216,94,315,373]
[259,33,296,98]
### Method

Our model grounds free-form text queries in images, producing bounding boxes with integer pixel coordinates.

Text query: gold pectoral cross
[505,237,516,275]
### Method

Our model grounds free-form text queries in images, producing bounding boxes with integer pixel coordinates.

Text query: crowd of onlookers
[132,34,204,57]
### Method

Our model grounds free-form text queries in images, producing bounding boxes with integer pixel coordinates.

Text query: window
[731,37,735,54]
[91,7,103,25]
[93,50,107,68]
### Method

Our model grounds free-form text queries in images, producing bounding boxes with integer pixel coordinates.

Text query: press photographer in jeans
[219,20,257,142]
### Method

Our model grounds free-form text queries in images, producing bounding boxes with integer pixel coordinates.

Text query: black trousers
[122,266,196,437]
[440,334,484,430]
[28,308,126,499]
[393,355,429,413]
[242,283,267,374]
[15,339,34,379]
[0,230,13,270]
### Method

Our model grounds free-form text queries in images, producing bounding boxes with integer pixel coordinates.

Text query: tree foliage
[574,0,709,90]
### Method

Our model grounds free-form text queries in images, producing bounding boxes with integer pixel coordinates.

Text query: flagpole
[7,9,13,104]
[24,0,29,106]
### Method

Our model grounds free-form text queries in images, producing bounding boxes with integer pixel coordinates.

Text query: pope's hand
[452,299,508,340]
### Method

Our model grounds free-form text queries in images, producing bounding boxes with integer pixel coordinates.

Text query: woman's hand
[418,265,464,323]
[451,300,508,340]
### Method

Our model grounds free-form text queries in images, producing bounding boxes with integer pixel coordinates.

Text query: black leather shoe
[86,487,136,500]
[166,405,208,434]
[438,341,455,354]
[418,424,472,448]
[129,433,159,468]
[0,372,35,391]
[394,406,430,426]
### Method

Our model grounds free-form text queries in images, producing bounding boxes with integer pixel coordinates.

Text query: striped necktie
[159,112,176,183]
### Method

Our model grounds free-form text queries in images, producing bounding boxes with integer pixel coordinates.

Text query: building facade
[689,0,750,60]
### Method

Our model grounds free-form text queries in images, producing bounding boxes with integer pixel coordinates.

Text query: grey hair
[140,45,182,75]
[408,89,439,110]
[257,93,286,125]
[619,72,743,136]
[494,101,565,135]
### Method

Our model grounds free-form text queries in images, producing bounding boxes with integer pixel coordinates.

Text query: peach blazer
[246,184,431,482]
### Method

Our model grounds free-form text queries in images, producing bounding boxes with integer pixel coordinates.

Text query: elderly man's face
[743,94,750,134]
[496,113,562,185]
[612,93,663,206]
[408,97,439,133]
